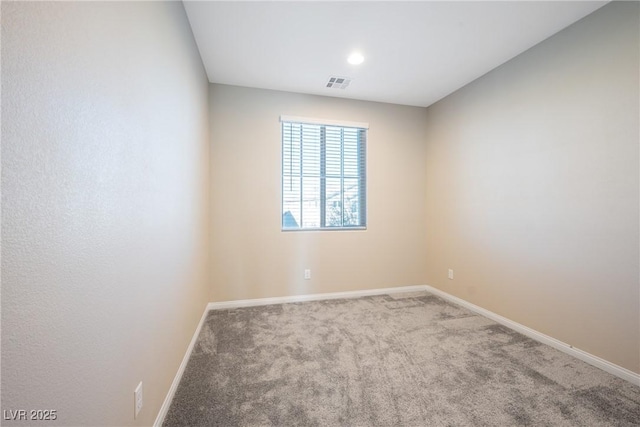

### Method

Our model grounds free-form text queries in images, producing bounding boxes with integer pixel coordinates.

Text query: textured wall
[424,2,639,373]
[1,2,210,425]
[209,84,427,302]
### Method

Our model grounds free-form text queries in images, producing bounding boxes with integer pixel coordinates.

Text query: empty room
[2,1,638,426]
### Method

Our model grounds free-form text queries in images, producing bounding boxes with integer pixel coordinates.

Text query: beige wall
[1,2,210,425]
[209,84,427,302]
[424,2,639,373]
[3,4,637,426]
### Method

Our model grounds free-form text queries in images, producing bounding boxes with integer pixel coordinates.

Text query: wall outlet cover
[134,381,143,419]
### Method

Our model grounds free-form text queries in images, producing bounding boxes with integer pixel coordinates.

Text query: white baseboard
[424,285,640,386]
[153,304,210,427]
[206,285,428,311]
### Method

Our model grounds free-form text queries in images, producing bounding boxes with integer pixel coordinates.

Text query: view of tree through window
[282,120,367,230]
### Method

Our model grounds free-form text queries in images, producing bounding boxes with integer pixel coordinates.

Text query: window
[281,116,367,230]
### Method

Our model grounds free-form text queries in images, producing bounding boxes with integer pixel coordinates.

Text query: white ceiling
[184,1,608,107]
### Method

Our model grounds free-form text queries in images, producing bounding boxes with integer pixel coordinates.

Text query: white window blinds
[281,118,367,230]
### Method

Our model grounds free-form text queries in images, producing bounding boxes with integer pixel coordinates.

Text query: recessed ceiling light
[347,52,364,65]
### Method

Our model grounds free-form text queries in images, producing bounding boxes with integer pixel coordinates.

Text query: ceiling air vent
[326,76,351,89]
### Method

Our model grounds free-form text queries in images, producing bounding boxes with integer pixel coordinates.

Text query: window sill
[281,226,367,232]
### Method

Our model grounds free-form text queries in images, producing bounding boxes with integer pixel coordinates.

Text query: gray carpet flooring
[163,291,640,426]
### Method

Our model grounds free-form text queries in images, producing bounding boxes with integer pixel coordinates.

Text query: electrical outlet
[448,269,454,280]
[304,269,311,280]
[134,381,143,419]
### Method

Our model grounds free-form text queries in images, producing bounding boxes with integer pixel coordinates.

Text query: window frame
[280,115,368,232]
